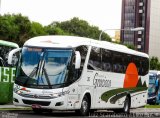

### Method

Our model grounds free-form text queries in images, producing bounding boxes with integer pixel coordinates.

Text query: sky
[1,0,122,36]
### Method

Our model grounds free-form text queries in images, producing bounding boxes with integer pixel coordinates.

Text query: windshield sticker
[27,48,42,52]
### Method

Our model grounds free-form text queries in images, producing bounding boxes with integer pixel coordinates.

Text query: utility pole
[99,27,144,41]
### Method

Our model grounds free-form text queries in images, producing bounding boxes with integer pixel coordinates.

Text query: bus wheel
[123,96,130,114]
[78,96,90,116]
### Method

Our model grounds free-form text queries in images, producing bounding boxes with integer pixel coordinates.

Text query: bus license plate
[32,104,41,109]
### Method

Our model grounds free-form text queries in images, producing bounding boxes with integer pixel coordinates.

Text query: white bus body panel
[13,36,149,111]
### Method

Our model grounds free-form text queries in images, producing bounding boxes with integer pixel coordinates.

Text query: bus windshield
[148,84,156,94]
[148,75,156,94]
[16,47,73,89]
[149,75,156,84]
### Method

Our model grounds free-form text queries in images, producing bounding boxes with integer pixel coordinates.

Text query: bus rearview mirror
[8,48,22,65]
[75,51,81,69]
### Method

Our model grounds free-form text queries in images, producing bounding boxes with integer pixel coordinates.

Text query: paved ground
[0,107,160,118]
[131,108,160,113]
[1,110,160,118]
[1,105,160,112]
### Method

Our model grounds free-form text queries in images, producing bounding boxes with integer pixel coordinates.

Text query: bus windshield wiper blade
[41,60,52,89]
[23,52,44,86]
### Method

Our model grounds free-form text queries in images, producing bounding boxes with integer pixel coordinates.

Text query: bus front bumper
[147,96,156,105]
[13,92,69,110]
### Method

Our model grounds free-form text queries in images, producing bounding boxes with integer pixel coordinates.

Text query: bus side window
[87,47,101,71]
[112,51,123,73]
[102,49,112,72]
[141,57,149,76]
[76,46,88,68]
[133,56,142,75]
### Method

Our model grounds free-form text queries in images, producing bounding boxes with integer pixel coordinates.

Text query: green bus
[0,40,19,104]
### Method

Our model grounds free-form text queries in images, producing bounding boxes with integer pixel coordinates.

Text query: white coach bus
[8,36,149,115]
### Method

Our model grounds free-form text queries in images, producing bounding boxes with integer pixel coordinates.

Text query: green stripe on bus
[0,40,19,48]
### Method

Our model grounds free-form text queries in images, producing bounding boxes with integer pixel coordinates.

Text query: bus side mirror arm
[75,51,81,69]
[8,48,22,65]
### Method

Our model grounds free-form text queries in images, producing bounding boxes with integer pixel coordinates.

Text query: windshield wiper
[23,61,40,86]
[23,52,44,86]
[29,67,38,77]
[43,68,52,89]
[40,60,52,89]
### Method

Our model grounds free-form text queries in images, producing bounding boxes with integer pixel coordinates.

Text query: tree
[44,22,71,35]
[30,22,48,37]
[0,14,32,46]
[0,14,112,46]
[46,17,111,41]
[0,14,47,46]
[124,44,135,50]
[13,14,32,46]
[0,14,19,42]
[150,57,160,70]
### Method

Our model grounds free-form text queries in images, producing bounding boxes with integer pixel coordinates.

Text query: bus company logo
[93,73,111,88]
[33,94,39,98]
[42,90,53,94]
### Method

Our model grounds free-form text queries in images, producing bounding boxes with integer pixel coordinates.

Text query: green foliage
[150,57,160,70]
[0,14,48,46]
[0,14,111,46]
[29,22,48,37]
[46,17,111,41]
[0,14,19,42]
[124,44,135,50]
[44,23,71,35]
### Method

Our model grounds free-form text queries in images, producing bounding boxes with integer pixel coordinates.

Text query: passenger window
[102,49,112,71]
[76,46,88,68]
[75,46,88,78]
[88,47,101,70]
[112,51,123,73]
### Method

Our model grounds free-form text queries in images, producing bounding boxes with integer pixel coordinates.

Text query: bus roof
[24,35,149,58]
[150,70,160,75]
[0,40,19,48]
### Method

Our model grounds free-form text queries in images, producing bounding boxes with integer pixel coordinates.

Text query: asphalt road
[1,108,160,118]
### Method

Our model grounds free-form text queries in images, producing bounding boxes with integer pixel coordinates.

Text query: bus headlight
[17,90,22,94]
[51,91,70,98]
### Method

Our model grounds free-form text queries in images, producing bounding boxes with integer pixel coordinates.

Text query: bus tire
[123,96,130,114]
[76,96,90,116]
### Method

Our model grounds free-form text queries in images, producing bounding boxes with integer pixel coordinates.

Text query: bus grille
[22,99,51,106]
[20,94,53,99]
